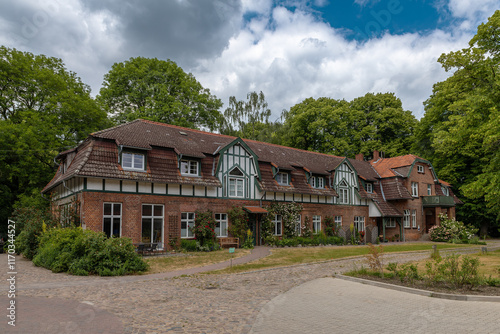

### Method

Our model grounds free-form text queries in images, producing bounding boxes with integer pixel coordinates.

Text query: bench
[219,237,239,248]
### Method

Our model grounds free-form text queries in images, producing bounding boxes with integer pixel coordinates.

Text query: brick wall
[78,191,371,248]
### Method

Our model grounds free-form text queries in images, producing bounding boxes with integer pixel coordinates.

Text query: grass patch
[145,249,250,274]
[209,243,475,274]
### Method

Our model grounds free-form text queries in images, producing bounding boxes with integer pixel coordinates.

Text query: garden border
[336,274,500,303]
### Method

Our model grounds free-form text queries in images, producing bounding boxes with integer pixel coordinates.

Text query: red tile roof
[370,154,422,178]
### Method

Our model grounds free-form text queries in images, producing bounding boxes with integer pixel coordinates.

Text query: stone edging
[336,274,500,303]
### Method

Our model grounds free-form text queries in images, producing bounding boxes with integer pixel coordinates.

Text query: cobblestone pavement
[250,277,500,334]
[1,242,499,333]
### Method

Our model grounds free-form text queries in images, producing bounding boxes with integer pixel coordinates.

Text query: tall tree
[282,93,417,157]
[222,91,274,140]
[414,10,500,235]
[0,46,109,231]
[98,57,223,130]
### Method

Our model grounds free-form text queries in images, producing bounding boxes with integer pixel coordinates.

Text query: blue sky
[0,0,497,119]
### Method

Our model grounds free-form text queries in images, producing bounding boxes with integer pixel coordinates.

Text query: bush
[12,207,58,260]
[181,239,198,252]
[425,253,482,289]
[33,227,148,276]
[192,210,217,246]
[429,213,478,243]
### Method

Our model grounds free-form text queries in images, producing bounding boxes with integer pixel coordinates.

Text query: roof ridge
[139,119,237,140]
[243,138,344,160]
[91,119,143,136]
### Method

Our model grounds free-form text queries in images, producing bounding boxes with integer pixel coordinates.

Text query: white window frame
[273,214,282,236]
[354,216,365,232]
[141,204,164,245]
[417,165,424,173]
[310,176,316,188]
[317,177,324,189]
[180,160,199,176]
[411,182,419,197]
[441,186,449,196]
[427,184,432,196]
[366,183,373,193]
[215,213,228,237]
[103,203,122,238]
[122,152,145,171]
[181,212,195,238]
[334,215,342,229]
[412,209,417,228]
[386,218,396,228]
[229,177,245,198]
[276,172,289,185]
[295,215,301,236]
[403,209,410,228]
[313,215,321,233]
[339,187,349,204]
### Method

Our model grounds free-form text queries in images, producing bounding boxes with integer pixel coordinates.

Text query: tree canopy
[0,46,109,231]
[282,93,417,158]
[415,10,500,234]
[98,57,223,130]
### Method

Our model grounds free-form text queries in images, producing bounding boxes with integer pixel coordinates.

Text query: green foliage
[98,56,223,130]
[282,93,417,157]
[180,239,198,252]
[192,210,217,246]
[266,202,303,238]
[32,228,147,276]
[0,46,109,230]
[365,244,384,275]
[12,207,58,260]
[414,11,500,235]
[242,229,254,249]
[429,213,478,243]
[425,254,482,289]
[227,206,250,242]
[323,216,337,237]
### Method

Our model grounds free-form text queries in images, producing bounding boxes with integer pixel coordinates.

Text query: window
[339,187,349,204]
[229,178,244,198]
[417,165,424,173]
[181,212,195,238]
[317,177,324,188]
[441,186,449,196]
[334,216,342,229]
[427,184,432,195]
[403,209,410,228]
[412,209,417,228]
[386,218,396,228]
[366,183,373,193]
[354,216,365,232]
[142,204,163,244]
[411,182,419,197]
[295,215,301,236]
[272,214,282,236]
[313,215,321,233]
[180,160,199,176]
[59,203,78,227]
[122,152,144,170]
[103,203,121,238]
[215,213,228,237]
[310,176,316,188]
[276,172,289,185]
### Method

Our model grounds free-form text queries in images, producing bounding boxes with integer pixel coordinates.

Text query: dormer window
[338,180,349,204]
[180,160,199,176]
[310,176,324,189]
[228,167,244,198]
[122,152,145,171]
[441,186,449,196]
[366,183,373,193]
[276,172,289,185]
[417,165,424,173]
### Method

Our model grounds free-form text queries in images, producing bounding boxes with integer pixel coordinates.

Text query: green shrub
[181,239,198,252]
[33,227,147,276]
[425,254,482,289]
[192,210,217,246]
[429,214,478,243]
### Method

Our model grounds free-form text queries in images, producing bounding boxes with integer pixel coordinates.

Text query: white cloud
[194,5,472,119]
[447,0,499,22]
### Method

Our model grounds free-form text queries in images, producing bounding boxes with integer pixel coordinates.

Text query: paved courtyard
[1,243,499,333]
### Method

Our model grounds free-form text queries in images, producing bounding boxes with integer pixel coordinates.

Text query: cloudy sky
[0,0,498,120]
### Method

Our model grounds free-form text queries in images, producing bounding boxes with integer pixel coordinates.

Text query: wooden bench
[219,237,239,248]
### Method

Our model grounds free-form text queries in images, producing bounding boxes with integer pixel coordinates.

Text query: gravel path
[1,242,499,333]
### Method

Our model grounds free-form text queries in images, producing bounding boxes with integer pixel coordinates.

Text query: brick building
[42,119,461,248]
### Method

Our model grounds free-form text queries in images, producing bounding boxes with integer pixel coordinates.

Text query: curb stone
[336,274,500,303]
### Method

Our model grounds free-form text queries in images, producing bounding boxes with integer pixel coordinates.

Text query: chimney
[372,150,380,161]
[355,153,364,161]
